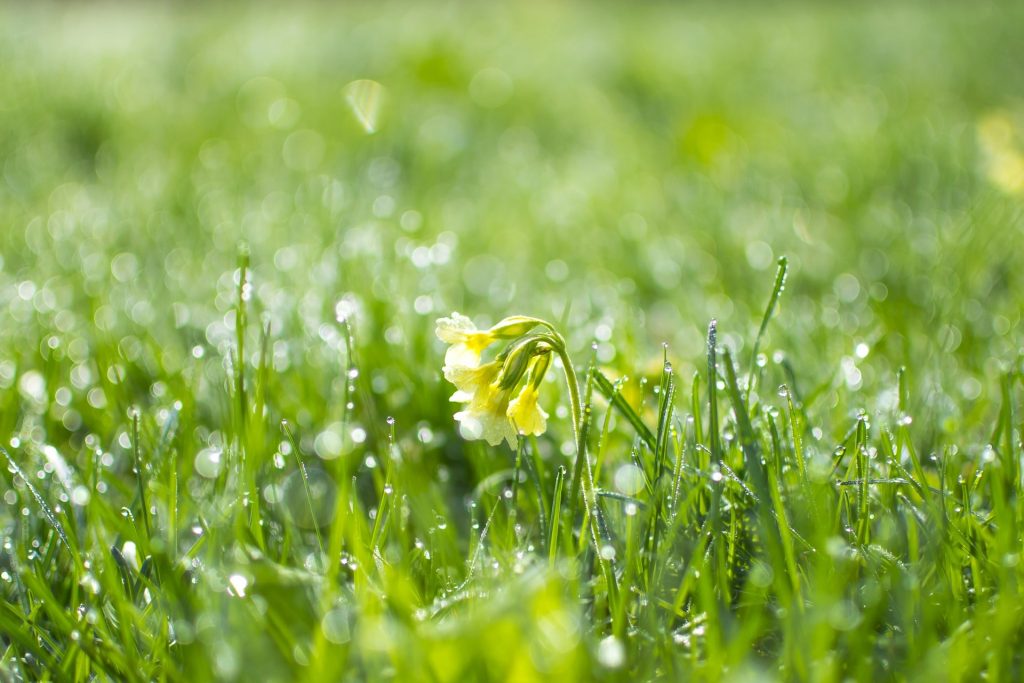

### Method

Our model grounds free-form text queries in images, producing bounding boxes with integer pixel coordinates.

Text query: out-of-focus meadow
[2,2,1021,423]
[1,2,1023,681]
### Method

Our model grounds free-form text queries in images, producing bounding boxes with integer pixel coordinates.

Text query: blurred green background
[2,2,1024,680]
[0,0,1022,472]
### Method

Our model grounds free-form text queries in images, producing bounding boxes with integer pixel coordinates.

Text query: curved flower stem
[550,337,618,601]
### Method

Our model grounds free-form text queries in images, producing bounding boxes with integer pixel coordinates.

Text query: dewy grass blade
[594,370,656,451]
[748,256,788,404]
[706,320,721,464]
[281,420,327,572]
[128,408,151,545]
[548,466,565,566]
[1,446,73,555]
[2,8,1023,679]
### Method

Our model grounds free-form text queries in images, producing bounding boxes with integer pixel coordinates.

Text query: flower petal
[435,312,477,343]
[444,343,481,370]
[508,385,548,436]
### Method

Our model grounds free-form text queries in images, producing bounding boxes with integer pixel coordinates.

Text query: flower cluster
[436,312,555,447]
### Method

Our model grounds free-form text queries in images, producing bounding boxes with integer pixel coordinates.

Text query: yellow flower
[454,382,518,447]
[436,313,543,370]
[438,312,553,448]
[435,312,496,369]
[507,383,548,437]
[978,112,1024,195]
[444,360,501,402]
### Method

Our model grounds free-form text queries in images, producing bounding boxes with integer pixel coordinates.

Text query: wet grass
[1,1,1024,681]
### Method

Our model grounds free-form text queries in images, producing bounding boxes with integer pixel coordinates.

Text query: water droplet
[227,574,248,598]
[194,447,223,479]
[597,636,625,669]
[321,605,351,644]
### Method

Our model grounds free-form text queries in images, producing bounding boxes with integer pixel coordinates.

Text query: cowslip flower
[437,313,612,575]
[507,353,551,437]
[454,382,519,447]
[444,360,502,403]
[435,313,540,370]
[437,313,553,447]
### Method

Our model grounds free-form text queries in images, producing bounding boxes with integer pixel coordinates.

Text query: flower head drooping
[437,313,614,587]
[436,313,544,371]
[437,313,555,448]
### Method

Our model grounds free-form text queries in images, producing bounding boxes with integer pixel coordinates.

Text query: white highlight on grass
[18,370,46,404]
[71,485,91,507]
[194,447,223,479]
[613,464,644,496]
[344,79,384,134]
[597,635,625,669]
[122,541,138,567]
[227,574,248,598]
[321,605,351,644]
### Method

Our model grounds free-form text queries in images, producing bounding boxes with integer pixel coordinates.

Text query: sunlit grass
[1,1,1023,681]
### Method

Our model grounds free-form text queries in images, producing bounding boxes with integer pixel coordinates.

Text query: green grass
[1,1,1024,680]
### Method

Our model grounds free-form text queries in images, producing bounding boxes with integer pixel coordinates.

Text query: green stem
[552,339,617,600]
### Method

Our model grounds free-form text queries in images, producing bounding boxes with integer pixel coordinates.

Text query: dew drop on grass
[122,541,138,566]
[597,636,625,669]
[417,425,433,443]
[322,605,352,644]
[194,447,223,479]
[227,574,248,598]
[614,464,644,495]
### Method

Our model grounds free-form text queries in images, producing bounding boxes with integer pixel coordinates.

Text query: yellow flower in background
[978,111,1024,196]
